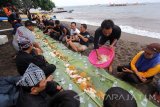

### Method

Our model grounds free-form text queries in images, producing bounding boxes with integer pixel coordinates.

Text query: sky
[52,0,160,7]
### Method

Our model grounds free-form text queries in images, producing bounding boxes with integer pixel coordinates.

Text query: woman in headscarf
[117,43,160,84]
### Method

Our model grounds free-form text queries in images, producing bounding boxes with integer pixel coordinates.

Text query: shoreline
[61,21,160,45]
[61,20,160,74]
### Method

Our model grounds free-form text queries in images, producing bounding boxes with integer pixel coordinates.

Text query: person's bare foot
[108,65,113,73]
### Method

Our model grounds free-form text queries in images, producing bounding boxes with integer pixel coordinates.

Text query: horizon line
[55,2,160,7]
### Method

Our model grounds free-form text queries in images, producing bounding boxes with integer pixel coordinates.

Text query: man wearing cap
[15,38,56,76]
[117,43,160,83]
[16,63,80,107]
[13,20,42,52]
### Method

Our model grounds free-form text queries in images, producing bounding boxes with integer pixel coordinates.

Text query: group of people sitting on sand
[2,21,138,107]
[1,4,160,106]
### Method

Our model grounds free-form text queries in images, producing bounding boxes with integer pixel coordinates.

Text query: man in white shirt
[68,24,90,52]
[66,22,80,43]
[13,20,42,52]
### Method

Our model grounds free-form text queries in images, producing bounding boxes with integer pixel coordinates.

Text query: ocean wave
[120,25,160,39]
[60,18,160,39]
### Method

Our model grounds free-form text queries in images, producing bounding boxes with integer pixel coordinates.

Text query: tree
[0,0,55,18]
[0,0,55,10]
[34,0,55,11]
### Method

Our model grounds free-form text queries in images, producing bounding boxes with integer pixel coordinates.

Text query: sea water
[55,3,160,39]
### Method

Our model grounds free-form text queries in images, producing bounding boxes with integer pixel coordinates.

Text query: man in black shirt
[51,20,70,41]
[32,14,37,21]
[16,39,56,76]
[16,64,80,107]
[94,20,121,72]
[68,24,90,52]
[42,15,50,27]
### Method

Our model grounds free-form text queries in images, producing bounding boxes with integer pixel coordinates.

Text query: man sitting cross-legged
[67,24,90,52]
[66,22,80,43]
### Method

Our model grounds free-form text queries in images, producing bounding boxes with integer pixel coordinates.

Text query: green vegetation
[0,0,55,19]
[0,0,55,11]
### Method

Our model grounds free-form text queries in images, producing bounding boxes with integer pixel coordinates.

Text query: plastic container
[88,46,114,68]
[0,35,8,45]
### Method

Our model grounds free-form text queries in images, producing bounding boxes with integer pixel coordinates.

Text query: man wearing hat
[15,38,56,76]
[117,43,160,84]
[13,20,42,52]
[16,63,80,107]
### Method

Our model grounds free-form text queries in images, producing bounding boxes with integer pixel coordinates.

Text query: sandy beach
[1,20,160,78]
[0,22,18,76]
[0,21,160,106]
